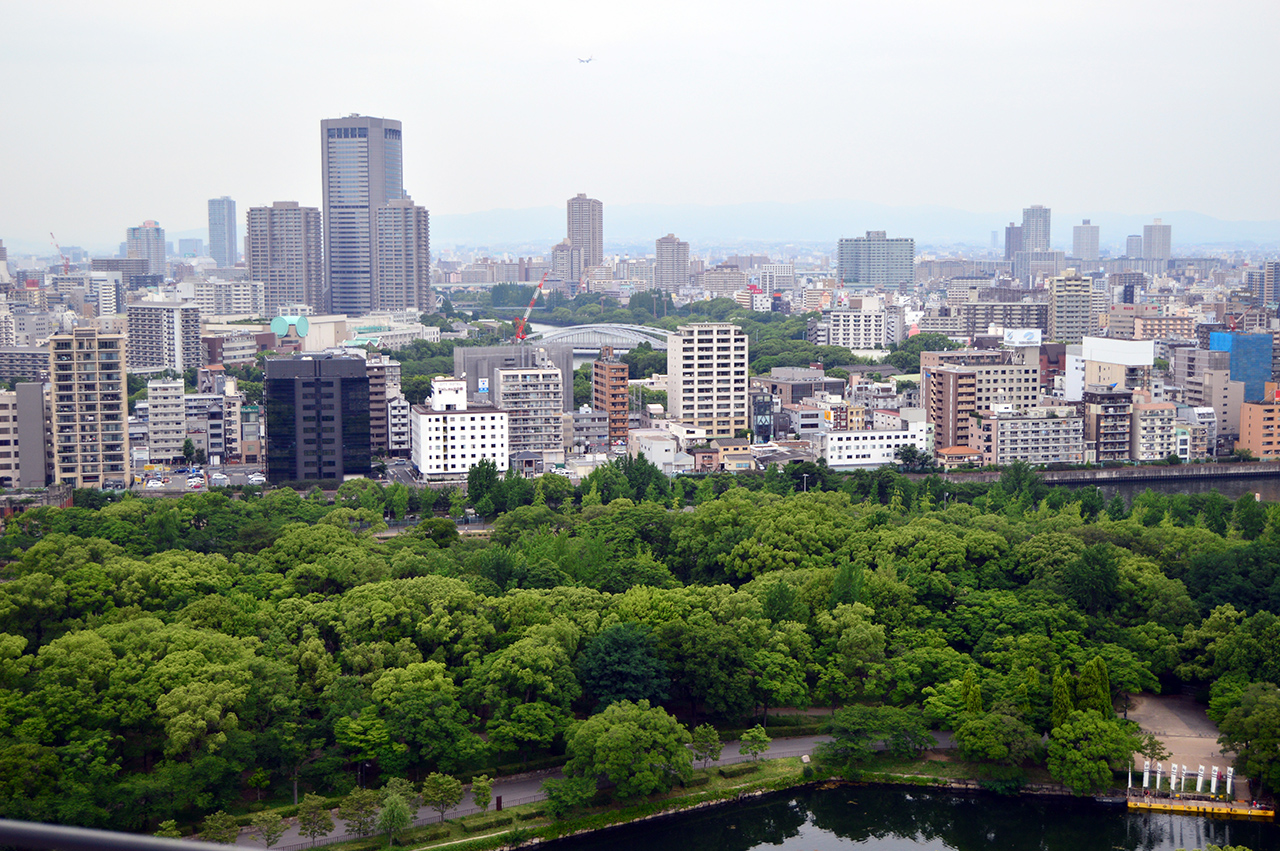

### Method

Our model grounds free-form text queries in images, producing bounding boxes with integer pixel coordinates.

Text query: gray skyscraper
[1004,223,1022,261]
[1126,234,1143,257]
[126,220,166,275]
[567,193,603,269]
[374,198,432,313]
[321,114,404,316]
[208,196,237,267]
[655,233,689,292]
[1072,219,1099,262]
[1021,205,1051,252]
[1143,218,1172,262]
[246,201,325,315]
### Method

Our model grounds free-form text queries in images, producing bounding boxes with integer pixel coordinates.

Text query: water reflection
[544,787,1280,851]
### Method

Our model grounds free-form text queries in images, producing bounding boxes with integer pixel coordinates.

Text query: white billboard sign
[1003,328,1042,347]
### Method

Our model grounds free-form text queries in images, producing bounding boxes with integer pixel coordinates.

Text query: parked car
[247,473,267,485]
[145,479,164,489]
[210,473,230,487]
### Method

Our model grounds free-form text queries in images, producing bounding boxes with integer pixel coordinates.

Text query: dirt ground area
[1126,693,1246,797]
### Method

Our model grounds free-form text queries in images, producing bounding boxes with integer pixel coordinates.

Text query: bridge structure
[532,323,669,353]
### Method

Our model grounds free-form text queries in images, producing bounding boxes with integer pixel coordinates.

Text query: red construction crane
[1229,307,1257,332]
[514,272,549,341]
[49,232,70,275]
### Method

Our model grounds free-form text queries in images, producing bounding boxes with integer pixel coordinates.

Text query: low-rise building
[410,377,508,477]
[1237,401,1280,459]
[1130,394,1178,462]
[972,405,1085,467]
[818,418,934,470]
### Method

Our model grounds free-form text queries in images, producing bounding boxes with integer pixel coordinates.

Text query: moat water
[544,787,1280,851]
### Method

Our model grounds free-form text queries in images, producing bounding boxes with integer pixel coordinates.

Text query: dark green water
[545,787,1280,851]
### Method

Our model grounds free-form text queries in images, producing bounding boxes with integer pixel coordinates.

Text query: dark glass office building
[265,353,371,484]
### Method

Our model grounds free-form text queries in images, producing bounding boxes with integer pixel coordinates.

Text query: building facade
[374,198,431,313]
[246,201,325,316]
[973,405,1085,467]
[1072,219,1100,262]
[50,328,129,488]
[1048,271,1095,344]
[592,346,630,446]
[1143,218,1172,262]
[147,379,187,463]
[126,220,166,275]
[208,196,237,268]
[264,353,371,483]
[321,114,404,316]
[567,193,603,270]
[837,231,915,287]
[654,234,689,292]
[126,302,205,372]
[1022,205,1051,252]
[667,323,749,439]
[410,377,508,477]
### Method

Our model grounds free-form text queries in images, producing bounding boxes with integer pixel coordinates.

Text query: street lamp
[801,473,809,493]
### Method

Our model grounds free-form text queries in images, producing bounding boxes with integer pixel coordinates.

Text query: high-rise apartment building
[321,114,404,316]
[374,198,431,313]
[837,231,915,287]
[1125,234,1143,257]
[1021,205,1051,252]
[655,234,689,292]
[1263,262,1280,306]
[667,322,749,439]
[264,353,371,483]
[147,378,187,463]
[246,201,325,316]
[550,239,583,286]
[1004,223,1023,261]
[593,346,630,446]
[1048,270,1095,344]
[49,328,130,488]
[208,196,237,268]
[567,193,603,269]
[16,381,52,488]
[1143,218,1172,262]
[1072,219,1099,262]
[126,220,166,276]
[125,302,204,372]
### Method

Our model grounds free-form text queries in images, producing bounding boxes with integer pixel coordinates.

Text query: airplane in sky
[578,56,593,63]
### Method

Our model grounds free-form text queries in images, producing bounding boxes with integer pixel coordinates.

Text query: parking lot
[133,464,266,494]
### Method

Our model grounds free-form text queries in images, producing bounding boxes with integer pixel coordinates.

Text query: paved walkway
[235,735,836,849]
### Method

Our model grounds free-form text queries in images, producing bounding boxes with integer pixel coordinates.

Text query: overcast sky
[3,0,1277,253]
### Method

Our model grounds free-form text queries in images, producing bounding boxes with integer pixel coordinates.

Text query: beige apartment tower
[667,323,750,439]
[50,328,130,488]
[246,201,325,316]
[567,193,603,270]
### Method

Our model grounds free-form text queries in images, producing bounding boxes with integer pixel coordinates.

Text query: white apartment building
[190,280,266,317]
[1131,397,1178,462]
[147,379,187,462]
[0,391,18,487]
[388,396,411,457]
[973,405,1086,467]
[410,377,509,476]
[667,323,750,439]
[816,308,887,350]
[819,419,935,469]
[50,328,130,488]
[126,301,204,373]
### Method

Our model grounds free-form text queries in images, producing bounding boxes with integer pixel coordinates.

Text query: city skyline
[2,1,1278,254]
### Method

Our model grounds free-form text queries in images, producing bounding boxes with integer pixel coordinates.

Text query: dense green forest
[4,461,1280,829]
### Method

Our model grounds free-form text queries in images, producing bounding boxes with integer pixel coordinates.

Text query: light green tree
[739,724,772,762]
[153,820,181,838]
[471,774,493,812]
[298,793,335,846]
[338,786,381,836]
[421,772,464,822]
[1047,710,1140,794]
[200,810,239,844]
[565,699,693,799]
[377,794,413,848]
[250,812,287,849]
[691,724,723,769]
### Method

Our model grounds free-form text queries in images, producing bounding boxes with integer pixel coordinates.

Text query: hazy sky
[3,0,1277,253]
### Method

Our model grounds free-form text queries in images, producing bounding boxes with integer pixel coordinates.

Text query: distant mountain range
[433,200,1280,254]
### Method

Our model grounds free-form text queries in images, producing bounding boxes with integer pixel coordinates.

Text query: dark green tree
[575,623,669,709]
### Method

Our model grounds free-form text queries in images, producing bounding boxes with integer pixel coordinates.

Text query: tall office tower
[246,202,325,316]
[208,196,237,267]
[374,197,431,312]
[1047,270,1095,344]
[264,352,371,483]
[1004,223,1023,261]
[1126,234,1143,257]
[178,238,204,258]
[836,231,915,287]
[655,233,690,292]
[49,327,129,488]
[321,114,404,316]
[550,239,582,285]
[125,302,205,372]
[1021,205,1051,252]
[567,193,603,269]
[1143,217,1172,262]
[126,220,166,275]
[1073,219,1100,261]
[990,231,999,251]
[666,322,749,439]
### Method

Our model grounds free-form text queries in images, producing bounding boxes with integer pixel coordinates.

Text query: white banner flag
[1227,767,1234,796]
[1143,760,1151,789]
[1197,765,1205,793]
[1211,766,1219,794]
